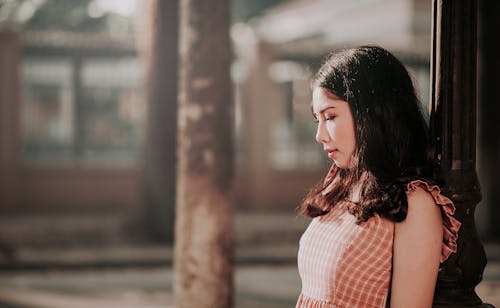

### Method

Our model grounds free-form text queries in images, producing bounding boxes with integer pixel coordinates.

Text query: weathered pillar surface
[142,0,179,242]
[430,1,493,307]
[174,0,233,307]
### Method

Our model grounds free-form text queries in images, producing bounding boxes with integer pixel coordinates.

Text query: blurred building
[232,0,495,237]
[0,0,147,245]
[17,30,144,211]
[0,0,495,245]
[232,0,432,210]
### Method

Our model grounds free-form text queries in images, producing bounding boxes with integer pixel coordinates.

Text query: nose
[315,121,330,144]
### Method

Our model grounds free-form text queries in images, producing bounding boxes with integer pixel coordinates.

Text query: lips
[324,149,338,160]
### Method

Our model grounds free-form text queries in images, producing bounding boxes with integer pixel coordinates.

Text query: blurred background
[0,0,498,307]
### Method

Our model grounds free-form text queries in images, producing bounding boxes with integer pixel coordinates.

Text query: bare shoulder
[396,184,442,241]
[390,185,443,307]
[406,185,437,207]
[394,185,443,257]
[396,187,442,232]
[405,185,442,222]
[394,184,443,256]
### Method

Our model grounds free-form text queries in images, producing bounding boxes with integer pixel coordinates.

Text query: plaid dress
[296,180,461,308]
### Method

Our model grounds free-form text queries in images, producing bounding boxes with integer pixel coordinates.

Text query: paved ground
[0,265,294,308]
[0,212,497,307]
[0,263,498,308]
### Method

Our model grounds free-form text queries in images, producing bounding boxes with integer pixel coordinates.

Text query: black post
[72,56,84,161]
[430,1,493,307]
[478,0,500,241]
[142,0,179,242]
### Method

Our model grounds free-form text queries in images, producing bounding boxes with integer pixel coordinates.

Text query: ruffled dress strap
[405,180,462,263]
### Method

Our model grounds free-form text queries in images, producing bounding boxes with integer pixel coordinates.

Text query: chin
[333,156,355,169]
[332,151,356,169]
[333,160,348,169]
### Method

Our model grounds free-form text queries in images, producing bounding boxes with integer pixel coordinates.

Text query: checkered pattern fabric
[296,180,461,308]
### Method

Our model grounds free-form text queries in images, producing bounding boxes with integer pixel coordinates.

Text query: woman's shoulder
[404,179,457,221]
[400,179,462,263]
[400,181,443,236]
[404,180,441,213]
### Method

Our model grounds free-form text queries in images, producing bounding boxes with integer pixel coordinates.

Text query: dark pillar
[142,0,179,242]
[0,30,20,211]
[174,0,234,306]
[72,56,84,160]
[430,1,493,307]
[478,0,500,240]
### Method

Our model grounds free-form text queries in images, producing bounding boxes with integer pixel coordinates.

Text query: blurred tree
[175,0,233,306]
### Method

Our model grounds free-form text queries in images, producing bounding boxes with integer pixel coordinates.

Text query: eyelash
[313,115,336,124]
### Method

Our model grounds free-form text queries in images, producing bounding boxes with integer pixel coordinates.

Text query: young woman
[296,46,461,308]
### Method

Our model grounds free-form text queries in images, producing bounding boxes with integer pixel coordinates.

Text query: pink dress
[296,180,461,308]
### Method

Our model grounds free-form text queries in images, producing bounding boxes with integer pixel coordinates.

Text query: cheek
[349,132,356,151]
[347,123,356,150]
[339,120,356,150]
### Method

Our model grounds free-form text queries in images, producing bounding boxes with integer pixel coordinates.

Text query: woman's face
[312,87,356,169]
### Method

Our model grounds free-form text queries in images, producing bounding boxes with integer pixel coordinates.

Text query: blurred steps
[0,212,309,246]
[0,212,310,269]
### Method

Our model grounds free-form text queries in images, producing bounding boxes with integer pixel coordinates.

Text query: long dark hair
[300,45,435,224]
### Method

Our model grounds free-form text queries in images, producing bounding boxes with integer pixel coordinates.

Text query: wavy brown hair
[299,46,436,224]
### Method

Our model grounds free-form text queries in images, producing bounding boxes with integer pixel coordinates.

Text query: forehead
[312,87,346,113]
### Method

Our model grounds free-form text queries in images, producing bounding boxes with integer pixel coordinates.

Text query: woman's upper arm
[390,187,443,308]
